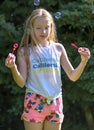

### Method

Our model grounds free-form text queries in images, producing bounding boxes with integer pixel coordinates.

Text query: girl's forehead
[34,16,51,26]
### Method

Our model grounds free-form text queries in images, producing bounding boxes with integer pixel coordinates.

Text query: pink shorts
[21,92,64,124]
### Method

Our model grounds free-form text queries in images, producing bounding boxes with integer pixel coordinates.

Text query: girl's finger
[78,47,89,53]
[9,53,15,57]
[78,47,84,52]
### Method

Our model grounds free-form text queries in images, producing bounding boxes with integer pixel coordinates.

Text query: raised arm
[5,48,28,88]
[60,44,90,81]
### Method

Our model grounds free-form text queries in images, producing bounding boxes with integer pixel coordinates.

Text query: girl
[5,8,90,130]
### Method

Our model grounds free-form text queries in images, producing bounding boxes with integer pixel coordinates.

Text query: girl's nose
[41,29,46,34]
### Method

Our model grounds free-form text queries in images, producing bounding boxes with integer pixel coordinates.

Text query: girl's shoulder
[17,46,30,69]
[17,46,30,57]
[17,47,24,56]
[54,42,65,52]
[55,42,64,47]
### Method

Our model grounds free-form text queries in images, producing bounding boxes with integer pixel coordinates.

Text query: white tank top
[25,42,62,99]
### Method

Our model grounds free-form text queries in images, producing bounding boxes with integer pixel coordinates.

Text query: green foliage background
[0,0,94,130]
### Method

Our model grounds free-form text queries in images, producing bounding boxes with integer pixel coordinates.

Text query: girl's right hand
[5,53,16,68]
[78,47,91,62]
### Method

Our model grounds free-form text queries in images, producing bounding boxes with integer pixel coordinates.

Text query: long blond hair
[20,8,57,48]
[18,8,58,70]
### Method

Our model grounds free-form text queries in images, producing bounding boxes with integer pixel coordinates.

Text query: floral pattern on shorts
[21,92,64,124]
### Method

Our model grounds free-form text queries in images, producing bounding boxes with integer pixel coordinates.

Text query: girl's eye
[36,27,41,29]
[45,26,49,29]
[45,27,48,29]
[36,26,50,30]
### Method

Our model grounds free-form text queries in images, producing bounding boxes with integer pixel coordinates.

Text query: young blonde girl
[5,8,90,130]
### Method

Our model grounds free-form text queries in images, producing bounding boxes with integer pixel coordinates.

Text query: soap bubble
[34,0,40,6]
[92,10,94,14]
[11,14,14,17]
[54,11,62,19]
[81,28,85,32]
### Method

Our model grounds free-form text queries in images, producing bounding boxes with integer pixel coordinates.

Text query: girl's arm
[60,44,90,81]
[5,48,27,88]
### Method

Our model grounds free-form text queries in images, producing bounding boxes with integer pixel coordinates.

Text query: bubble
[54,12,62,19]
[34,0,40,6]
[92,10,94,14]
[81,28,85,32]
[11,14,14,17]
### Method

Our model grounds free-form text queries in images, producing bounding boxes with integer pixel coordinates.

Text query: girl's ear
[51,23,52,29]
[49,23,52,37]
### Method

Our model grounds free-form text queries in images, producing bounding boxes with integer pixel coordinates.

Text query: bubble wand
[71,43,78,49]
[71,43,84,52]
[12,42,18,54]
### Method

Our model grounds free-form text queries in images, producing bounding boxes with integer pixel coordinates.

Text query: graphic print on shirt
[32,57,57,68]
[32,57,59,74]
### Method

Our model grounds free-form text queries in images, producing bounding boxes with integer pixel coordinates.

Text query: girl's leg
[43,120,62,130]
[24,121,43,130]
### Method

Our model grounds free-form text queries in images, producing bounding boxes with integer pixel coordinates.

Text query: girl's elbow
[70,78,77,82]
[69,76,78,82]
[19,84,25,88]
[19,82,25,88]
[18,78,26,88]
[68,71,78,82]
[15,81,25,88]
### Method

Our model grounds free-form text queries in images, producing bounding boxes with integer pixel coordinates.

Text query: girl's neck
[39,41,50,47]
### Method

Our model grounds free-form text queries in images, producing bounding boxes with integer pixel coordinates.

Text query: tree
[0,0,94,130]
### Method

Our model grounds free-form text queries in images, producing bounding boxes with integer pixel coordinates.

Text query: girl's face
[33,16,52,45]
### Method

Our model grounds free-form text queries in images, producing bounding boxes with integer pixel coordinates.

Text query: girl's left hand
[5,53,16,68]
[78,47,91,62]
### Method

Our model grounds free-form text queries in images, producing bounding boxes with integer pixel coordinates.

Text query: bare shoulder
[17,46,30,57]
[17,47,25,57]
[55,42,65,53]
